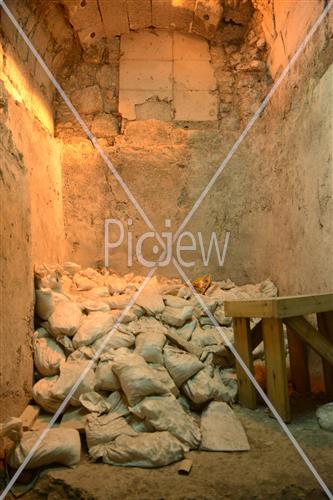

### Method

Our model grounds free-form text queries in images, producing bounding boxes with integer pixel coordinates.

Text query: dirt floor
[10,396,332,500]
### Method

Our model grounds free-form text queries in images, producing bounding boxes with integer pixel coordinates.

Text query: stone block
[174,60,217,90]
[267,32,288,80]
[72,85,103,114]
[96,65,119,89]
[91,114,119,138]
[126,0,152,29]
[63,0,102,31]
[135,98,172,121]
[77,22,106,48]
[192,0,223,39]
[119,90,171,120]
[99,0,129,37]
[152,0,196,31]
[120,60,173,91]
[174,89,218,121]
[121,31,173,61]
[173,32,211,61]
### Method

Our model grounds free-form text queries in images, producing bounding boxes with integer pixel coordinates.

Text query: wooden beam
[286,326,310,394]
[262,318,290,422]
[233,318,256,409]
[284,316,333,367]
[224,293,333,319]
[317,312,333,398]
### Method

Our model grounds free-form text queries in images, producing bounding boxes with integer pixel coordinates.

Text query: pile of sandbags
[7,264,278,470]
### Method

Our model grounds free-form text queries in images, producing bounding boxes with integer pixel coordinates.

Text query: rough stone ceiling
[60,0,253,47]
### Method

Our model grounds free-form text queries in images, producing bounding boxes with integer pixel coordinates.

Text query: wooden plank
[286,326,310,394]
[99,0,129,37]
[233,317,256,409]
[20,404,40,431]
[224,293,333,319]
[262,318,290,422]
[285,316,333,367]
[317,312,333,398]
[126,0,151,29]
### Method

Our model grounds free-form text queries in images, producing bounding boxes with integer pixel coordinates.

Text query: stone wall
[0,83,33,419]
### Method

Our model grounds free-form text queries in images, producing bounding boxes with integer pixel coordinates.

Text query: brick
[174,60,217,90]
[126,0,151,29]
[173,32,211,61]
[71,85,103,114]
[119,60,173,91]
[121,31,173,61]
[174,89,218,121]
[119,89,171,119]
[99,0,129,37]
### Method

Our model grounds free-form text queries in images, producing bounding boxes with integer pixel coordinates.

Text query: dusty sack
[130,394,201,450]
[182,366,232,406]
[73,311,115,348]
[33,329,66,376]
[316,403,333,432]
[85,412,137,450]
[89,432,184,467]
[163,345,204,387]
[7,428,81,469]
[95,358,120,391]
[112,352,169,406]
[134,331,166,364]
[48,301,82,338]
[32,376,62,413]
[52,360,95,406]
[92,328,135,353]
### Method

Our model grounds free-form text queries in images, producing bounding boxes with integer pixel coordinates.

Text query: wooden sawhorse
[224,293,333,422]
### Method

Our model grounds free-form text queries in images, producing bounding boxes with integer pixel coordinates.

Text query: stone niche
[119,30,219,122]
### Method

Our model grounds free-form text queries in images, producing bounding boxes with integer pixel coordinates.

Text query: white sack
[112,352,169,406]
[131,394,201,450]
[160,306,193,327]
[86,412,137,450]
[89,432,184,467]
[79,391,112,415]
[135,290,165,316]
[92,328,135,353]
[182,366,232,406]
[52,360,95,406]
[48,301,82,338]
[134,332,166,364]
[32,376,62,413]
[73,312,114,348]
[95,359,120,391]
[33,329,66,376]
[7,428,81,469]
[163,345,204,387]
[150,365,179,397]
[106,275,127,294]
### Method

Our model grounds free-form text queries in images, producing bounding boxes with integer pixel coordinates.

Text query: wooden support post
[233,317,256,409]
[262,318,290,422]
[286,326,310,394]
[317,312,333,398]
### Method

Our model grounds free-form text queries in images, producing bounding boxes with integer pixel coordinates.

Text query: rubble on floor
[5,264,280,472]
